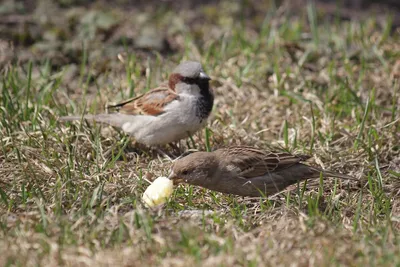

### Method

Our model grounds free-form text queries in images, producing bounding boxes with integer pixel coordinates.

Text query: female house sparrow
[59,61,214,146]
[169,146,356,197]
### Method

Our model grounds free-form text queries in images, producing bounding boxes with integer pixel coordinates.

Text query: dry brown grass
[0,0,399,266]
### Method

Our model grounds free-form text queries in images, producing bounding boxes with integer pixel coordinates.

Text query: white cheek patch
[177,83,201,96]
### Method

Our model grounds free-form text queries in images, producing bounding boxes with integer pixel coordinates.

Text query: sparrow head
[168,61,211,94]
[169,151,218,186]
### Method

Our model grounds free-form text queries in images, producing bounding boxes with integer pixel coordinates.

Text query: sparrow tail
[307,165,357,180]
[58,114,126,128]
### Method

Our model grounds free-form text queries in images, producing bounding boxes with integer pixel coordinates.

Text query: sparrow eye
[181,77,197,84]
[182,170,190,175]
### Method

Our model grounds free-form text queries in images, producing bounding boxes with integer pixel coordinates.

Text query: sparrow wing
[217,146,310,179]
[107,87,180,116]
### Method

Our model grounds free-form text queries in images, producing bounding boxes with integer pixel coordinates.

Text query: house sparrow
[59,61,214,146]
[169,146,356,197]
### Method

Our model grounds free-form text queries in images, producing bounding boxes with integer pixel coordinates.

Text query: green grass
[1,0,400,266]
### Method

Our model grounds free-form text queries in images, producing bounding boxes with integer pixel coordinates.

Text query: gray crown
[173,61,204,78]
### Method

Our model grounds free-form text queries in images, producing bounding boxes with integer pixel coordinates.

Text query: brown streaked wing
[217,146,306,179]
[106,85,170,109]
[107,87,179,116]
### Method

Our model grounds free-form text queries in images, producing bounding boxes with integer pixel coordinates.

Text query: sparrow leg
[168,142,182,155]
[126,141,153,158]
[152,146,174,160]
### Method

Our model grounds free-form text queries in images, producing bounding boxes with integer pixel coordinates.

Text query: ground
[0,0,399,266]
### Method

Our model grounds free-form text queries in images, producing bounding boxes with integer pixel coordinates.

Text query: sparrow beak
[168,171,184,185]
[199,71,211,80]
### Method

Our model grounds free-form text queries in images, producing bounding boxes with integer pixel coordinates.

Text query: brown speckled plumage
[170,146,356,197]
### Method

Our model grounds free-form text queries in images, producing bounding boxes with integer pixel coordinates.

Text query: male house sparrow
[59,61,214,146]
[169,146,356,197]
